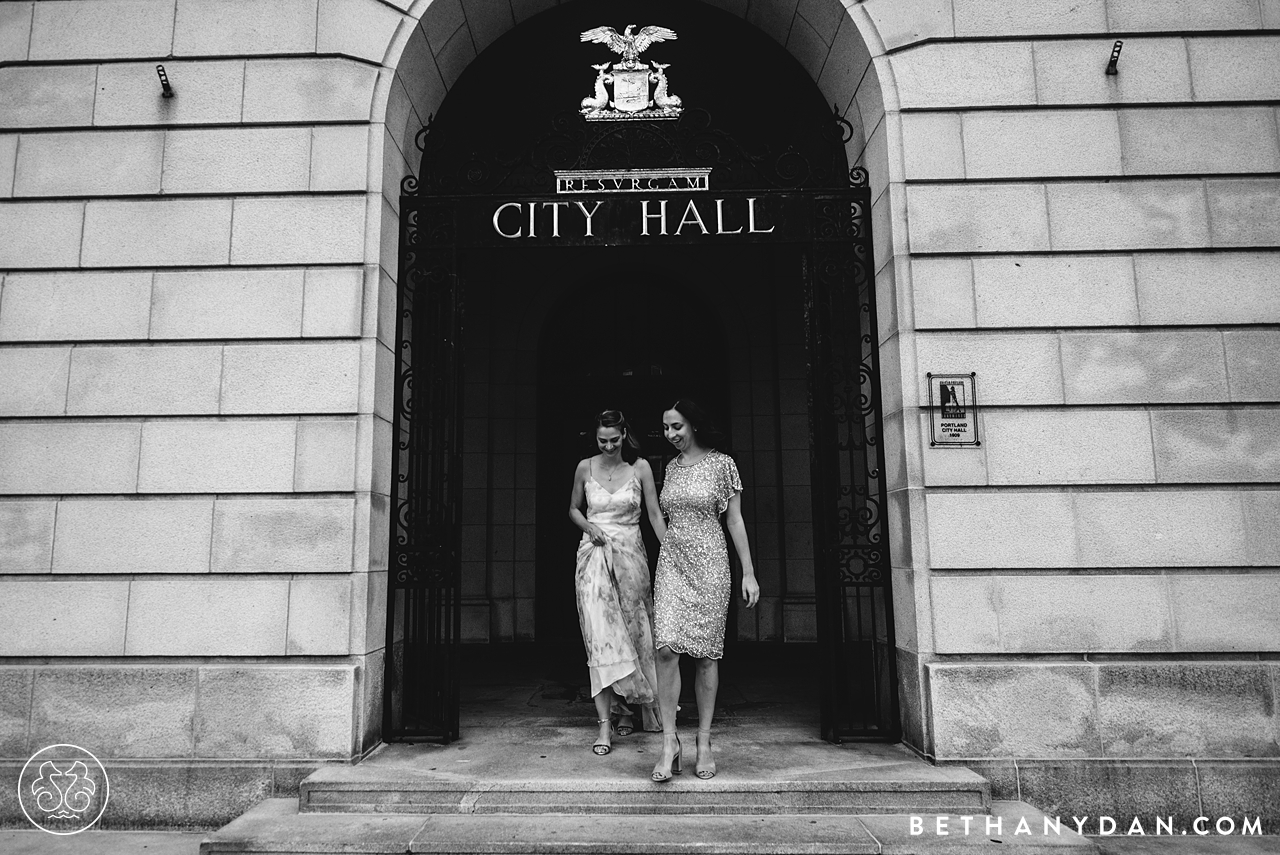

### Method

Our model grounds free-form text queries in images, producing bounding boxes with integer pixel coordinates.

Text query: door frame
[385,112,897,743]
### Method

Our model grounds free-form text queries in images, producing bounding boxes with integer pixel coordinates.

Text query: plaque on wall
[927,373,979,447]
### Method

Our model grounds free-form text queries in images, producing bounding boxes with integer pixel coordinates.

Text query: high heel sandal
[650,735,682,782]
[592,719,613,756]
[695,728,716,779]
[615,714,635,737]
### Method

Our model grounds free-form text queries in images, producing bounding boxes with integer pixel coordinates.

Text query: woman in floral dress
[567,410,666,754]
[650,399,759,782]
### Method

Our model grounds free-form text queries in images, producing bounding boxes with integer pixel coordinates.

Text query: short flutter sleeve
[716,453,743,514]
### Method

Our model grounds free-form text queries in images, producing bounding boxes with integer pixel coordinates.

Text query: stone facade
[0,0,1276,828]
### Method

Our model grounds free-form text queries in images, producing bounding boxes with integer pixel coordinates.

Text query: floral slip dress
[575,467,660,729]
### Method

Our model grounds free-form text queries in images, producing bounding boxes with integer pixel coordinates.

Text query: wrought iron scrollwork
[385,198,464,742]
[805,189,897,741]
[807,194,884,587]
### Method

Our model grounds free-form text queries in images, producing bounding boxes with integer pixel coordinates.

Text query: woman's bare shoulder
[633,457,653,475]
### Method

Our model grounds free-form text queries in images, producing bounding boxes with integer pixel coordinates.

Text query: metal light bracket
[1106,40,1123,75]
[156,64,174,98]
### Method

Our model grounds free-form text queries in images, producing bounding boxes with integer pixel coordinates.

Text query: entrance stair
[299,737,987,816]
[200,732,1097,854]
[201,645,1097,853]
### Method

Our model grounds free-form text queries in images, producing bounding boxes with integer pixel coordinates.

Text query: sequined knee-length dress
[575,474,660,728]
[653,451,743,660]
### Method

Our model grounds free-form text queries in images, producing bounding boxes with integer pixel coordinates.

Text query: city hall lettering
[451,168,813,245]
[491,197,775,239]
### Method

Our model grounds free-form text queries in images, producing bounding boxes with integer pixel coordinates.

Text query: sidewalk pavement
[2,827,1279,854]
[0,829,205,854]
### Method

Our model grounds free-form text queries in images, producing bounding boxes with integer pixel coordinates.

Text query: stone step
[301,776,989,816]
[201,798,1101,854]
[299,738,990,816]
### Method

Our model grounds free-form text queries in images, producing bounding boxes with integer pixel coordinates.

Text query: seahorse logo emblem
[18,744,110,835]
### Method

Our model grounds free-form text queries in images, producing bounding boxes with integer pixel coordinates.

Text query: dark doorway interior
[532,246,734,643]
[458,639,823,742]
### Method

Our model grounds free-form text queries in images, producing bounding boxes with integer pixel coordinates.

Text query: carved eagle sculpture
[580,24,677,66]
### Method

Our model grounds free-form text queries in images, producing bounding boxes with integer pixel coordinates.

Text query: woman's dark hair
[596,409,642,463]
[664,399,727,450]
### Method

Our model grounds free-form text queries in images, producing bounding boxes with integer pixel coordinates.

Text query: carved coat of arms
[579,24,683,120]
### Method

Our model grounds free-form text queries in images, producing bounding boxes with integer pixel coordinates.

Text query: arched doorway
[385,0,896,746]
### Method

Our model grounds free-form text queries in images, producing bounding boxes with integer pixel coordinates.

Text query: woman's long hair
[664,398,727,450]
[596,409,642,463]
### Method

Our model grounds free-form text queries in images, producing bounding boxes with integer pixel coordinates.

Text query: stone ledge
[0,759,340,830]
[927,660,1280,757]
[937,759,1280,832]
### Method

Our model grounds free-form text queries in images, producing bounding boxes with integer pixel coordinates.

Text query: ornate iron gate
[385,199,464,741]
[805,180,898,741]
[386,108,895,743]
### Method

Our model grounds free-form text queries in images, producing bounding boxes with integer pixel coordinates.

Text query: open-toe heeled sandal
[695,728,716,779]
[650,735,682,782]
[592,719,613,756]
[615,714,635,737]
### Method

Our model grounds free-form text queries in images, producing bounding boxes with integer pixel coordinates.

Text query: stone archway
[372,0,917,748]
[369,0,902,328]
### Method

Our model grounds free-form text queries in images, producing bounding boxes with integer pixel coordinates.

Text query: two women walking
[568,401,759,781]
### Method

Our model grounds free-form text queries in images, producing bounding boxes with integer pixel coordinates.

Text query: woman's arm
[635,459,667,542]
[568,459,606,545]
[724,491,760,608]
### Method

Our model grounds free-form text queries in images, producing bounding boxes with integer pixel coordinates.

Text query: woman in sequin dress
[568,410,667,755]
[651,400,759,782]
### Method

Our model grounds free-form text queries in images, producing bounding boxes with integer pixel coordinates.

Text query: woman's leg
[652,645,682,778]
[693,656,718,777]
[592,686,615,753]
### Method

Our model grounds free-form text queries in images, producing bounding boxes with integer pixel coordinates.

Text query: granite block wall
[0,0,1276,827]
[849,0,1280,826]
[0,0,403,827]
